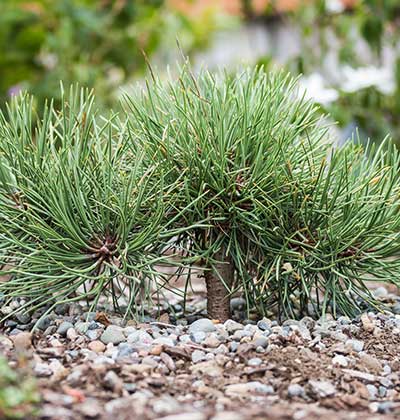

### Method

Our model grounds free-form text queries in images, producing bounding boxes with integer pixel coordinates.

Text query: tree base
[205,247,234,322]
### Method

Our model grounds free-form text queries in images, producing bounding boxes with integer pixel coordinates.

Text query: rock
[66,328,78,340]
[247,357,262,367]
[0,335,13,347]
[155,414,206,420]
[88,340,106,353]
[101,326,126,345]
[57,321,74,336]
[373,287,388,299]
[116,343,135,359]
[75,322,91,334]
[288,384,305,398]
[309,380,336,397]
[215,344,228,354]
[332,355,349,367]
[54,303,70,316]
[190,331,207,344]
[341,369,376,383]
[229,342,239,352]
[359,353,382,373]
[127,330,153,345]
[377,401,395,414]
[11,332,32,350]
[142,356,158,367]
[160,352,176,371]
[153,337,175,347]
[211,412,244,420]
[192,350,207,363]
[345,339,364,352]
[361,313,375,332]
[150,345,163,356]
[190,360,223,377]
[125,363,153,374]
[104,370,123,393]
[230,297,247,311]
[392,302,400,314]
[367,384,378,400]
[37,316,53,331]
[15,312,31,324]
[76,399,102,418]
[34,362,52,377]
[224,320,243,334]
[203,333,220,348]
[256,320,271,333]
[189,318,216,334]
[378,386,387,398]
[225,381,274,396]
[253,336,269,348]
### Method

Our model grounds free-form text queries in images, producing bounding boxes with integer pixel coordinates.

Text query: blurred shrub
[0,0,168,108]
[0,1,236,110]
[0,356,39,419]
[286,0,400,145]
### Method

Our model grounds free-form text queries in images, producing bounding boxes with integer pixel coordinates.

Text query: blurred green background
[1,0,399,145]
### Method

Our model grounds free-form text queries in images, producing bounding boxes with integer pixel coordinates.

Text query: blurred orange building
[169,0,357,16]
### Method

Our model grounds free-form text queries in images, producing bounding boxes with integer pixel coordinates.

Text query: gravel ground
[1,287,400,420]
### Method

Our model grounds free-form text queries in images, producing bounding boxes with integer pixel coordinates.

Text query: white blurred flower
[36,52,58,70]
[326,0,345,14]
[298,72,339,105]
[341,66,395,95]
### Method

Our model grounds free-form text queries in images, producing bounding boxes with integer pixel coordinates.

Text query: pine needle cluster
[1,65,400,322]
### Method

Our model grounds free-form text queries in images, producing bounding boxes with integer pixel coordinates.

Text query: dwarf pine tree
[124,65,400,321]
[1,67,400,324]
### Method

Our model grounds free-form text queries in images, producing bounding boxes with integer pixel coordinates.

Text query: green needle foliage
[125,64,400,320]
[0,87,182,322]
[1,65,400,323]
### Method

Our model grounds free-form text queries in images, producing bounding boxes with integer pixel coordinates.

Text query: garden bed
[1,284,400,420]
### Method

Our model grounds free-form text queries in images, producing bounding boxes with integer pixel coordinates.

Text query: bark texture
[205,246,234,321]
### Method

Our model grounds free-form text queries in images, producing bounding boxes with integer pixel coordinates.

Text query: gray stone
[15,312,31,324]
[153,337,176,347]
[203,333,221,348]
[257,320,271,333]
[309,380,336,397]
[86,329,102,341]
[373,287,388,299]
[117,342,135,358]
[37,316,52,331]
[367,384,378,400]
[104,371,123,392]
[377,402,395,414]
[253,336,269,348]
[189,318,216,334]
[225,381,274,395]
[75,322,90,334]
[332,355,349,367]
[224,319,243,334]
[378,386,387,398]
[230,297,246,311]
[54,303,70,315]
[288,384,305,398]
[126,330,153,345]
[192,350,207,363]
[100,326,125,345]
[57,321,74,337]
[345,339,364,352]
[247,357,262,367]
[190,331,207,344]
[229,342,239,352]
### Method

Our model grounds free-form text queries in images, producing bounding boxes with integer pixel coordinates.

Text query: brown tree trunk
[205,246,234,321]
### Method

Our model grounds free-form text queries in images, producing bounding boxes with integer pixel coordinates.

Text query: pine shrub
[1,67,400,323]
